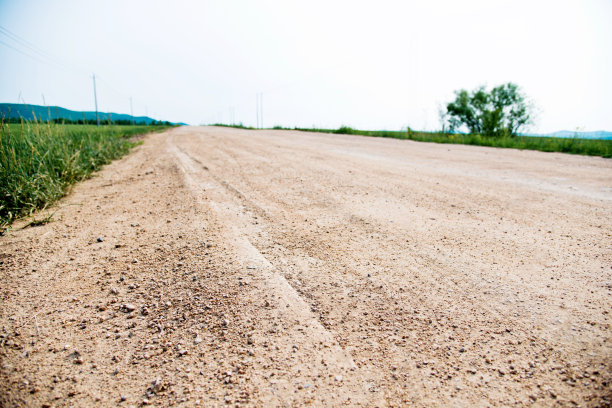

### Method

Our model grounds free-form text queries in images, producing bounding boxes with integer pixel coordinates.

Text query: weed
[21,210,57,229]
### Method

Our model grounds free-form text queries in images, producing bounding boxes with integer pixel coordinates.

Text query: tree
[445,83,532,137]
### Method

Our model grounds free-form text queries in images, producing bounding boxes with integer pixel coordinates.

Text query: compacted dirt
[1,126,611,407]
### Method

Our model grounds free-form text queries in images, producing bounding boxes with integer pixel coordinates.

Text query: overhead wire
[0,26,77,73]
[0,25,151,119]
[0,26,59,63]
[0,38,48,64]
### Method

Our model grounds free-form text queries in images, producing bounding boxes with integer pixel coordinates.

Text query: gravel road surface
[1,126,610,407]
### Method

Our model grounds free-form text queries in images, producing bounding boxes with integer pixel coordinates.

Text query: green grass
[0,121,172,228]
[260,126,611,158]
[211,122,255,130]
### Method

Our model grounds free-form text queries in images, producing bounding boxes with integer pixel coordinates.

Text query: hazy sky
[1,0,610,132]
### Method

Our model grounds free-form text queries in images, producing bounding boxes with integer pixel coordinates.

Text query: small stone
[335,375,343,382]
[120,395,128,402]
[151,378,163,393]
[74,357,84,365]
[123,304,136,313]
[194,335,203,345]
[142,399,150,405]
[97,237,103,242]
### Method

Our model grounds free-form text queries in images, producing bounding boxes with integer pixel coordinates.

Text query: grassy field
[213,124,612,158]
[0,122,172,228]
[294,127,612,158]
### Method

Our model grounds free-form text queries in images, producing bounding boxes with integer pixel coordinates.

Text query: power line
[0,26,57,62]
[96,75,130,99]
[0,25,157,124]
[0,27,74,72]
[0,39,48,64]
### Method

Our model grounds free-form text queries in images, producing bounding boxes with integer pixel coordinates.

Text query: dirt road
[1,126,610,407]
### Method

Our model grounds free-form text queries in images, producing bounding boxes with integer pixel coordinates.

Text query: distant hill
[0,103,178,125]
[524,130,612,140]
[544,130,612,140]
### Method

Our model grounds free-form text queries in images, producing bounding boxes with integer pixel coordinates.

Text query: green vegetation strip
[214,124,612,159]
[0,122,172,227]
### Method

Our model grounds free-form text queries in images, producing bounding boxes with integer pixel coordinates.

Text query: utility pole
[259,93,263,129]
[130,97,134,125]
[256,93,264,129]
[42,93,50,122]
[256,94,259,129]
[92,74,100,126]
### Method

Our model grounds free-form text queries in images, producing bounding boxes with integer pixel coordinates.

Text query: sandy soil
[1,126,610,407]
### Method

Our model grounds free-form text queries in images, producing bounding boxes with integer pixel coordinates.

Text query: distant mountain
[0,103,176,125]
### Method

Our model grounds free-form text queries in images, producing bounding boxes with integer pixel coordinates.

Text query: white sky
[0,0,610,132]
